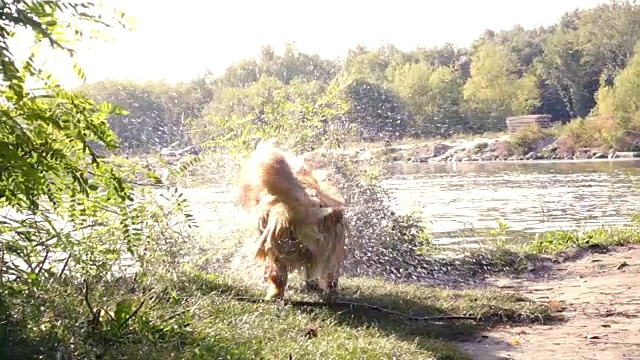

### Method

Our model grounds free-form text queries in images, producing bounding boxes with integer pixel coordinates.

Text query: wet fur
[238,140,347,301]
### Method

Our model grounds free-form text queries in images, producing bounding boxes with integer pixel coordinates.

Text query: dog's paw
[303,280,322,294]
[320,290,338,304]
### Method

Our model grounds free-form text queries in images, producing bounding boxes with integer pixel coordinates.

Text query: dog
[237,139,347,301]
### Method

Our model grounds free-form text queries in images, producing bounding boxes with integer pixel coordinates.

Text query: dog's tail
[238,139,333,223]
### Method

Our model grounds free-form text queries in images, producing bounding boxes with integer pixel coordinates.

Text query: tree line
[76,1,640,154]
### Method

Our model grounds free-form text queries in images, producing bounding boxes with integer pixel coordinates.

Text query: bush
[0,157,196,358]
[555,116,628,153]
[555,113,640,154]
[510,123,554,155]
[472,141,489,153]
[0,3,194,358]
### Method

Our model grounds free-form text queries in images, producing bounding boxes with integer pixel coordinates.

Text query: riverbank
[37,133,638,358]
[462,244,640,359]
[2,265,556,360]
[6,186,640,359]
[334,133,639,164]
[186,217,640,359]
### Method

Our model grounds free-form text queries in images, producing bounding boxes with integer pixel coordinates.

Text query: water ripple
[382,160,640,242]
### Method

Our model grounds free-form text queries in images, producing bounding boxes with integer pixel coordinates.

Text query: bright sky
[43,0,609,87]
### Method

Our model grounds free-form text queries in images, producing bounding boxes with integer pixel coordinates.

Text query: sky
[37,0,610,87]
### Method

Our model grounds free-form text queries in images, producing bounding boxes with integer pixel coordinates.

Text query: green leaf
[114,298,133,325]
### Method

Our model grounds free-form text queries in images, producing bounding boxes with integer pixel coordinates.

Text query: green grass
[1,268,557,360]
[6,219,638,360]
[433,220,640,279]
[407,216,640,284]
[525,225,640,255]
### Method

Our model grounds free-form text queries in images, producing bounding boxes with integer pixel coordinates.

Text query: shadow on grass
[1,318,249,360]
[165,272,486,358]
[334,277,559,338]
[185,271,560,359]
[0,266,564,360]
[329,290,486,343]
[0,273,256,360]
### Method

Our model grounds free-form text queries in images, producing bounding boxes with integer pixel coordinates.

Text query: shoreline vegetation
[76,5,640,167]
[317,125,640,165]
[4,1,640,359]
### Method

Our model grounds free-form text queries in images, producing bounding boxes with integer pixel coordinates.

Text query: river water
[382,159,640,244]
[5,158,640,276]
[181,159,640,247]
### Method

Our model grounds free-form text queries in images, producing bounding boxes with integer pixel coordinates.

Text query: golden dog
[237,140,347,301]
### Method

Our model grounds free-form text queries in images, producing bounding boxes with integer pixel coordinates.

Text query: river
[383,159,640,244]
[181,159,640,247]
[5,158,640,275]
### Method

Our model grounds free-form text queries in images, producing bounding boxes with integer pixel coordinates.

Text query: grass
[5,210,640,360]
[431,219,640,281]
[525,224,640,255]
[58,219,640,360]
[1,268,557,360]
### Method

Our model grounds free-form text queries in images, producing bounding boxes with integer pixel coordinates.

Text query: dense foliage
[74,1,640,153]
[0,2,194,358]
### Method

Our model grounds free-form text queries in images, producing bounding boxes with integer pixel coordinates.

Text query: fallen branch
[83,279,95,317]
[231,296,479,322]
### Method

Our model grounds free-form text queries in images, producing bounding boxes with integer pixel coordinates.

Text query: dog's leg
[303,271,321,294]
[304,280,321,293]
[253,221,273,261]
[301,249,321,293]
[265,261,288,300]
[319,272,339,303]
[320,220,346,302]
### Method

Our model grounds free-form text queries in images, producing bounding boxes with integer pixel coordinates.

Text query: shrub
[510,123,553,155]
[472,141,489,153]
[565,116,613,149]
[555,115,637,152]
[492,139,516,158]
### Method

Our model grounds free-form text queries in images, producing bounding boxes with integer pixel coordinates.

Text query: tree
[471,25,554,74]
[407,44,471,80]
[217,42,338,88]
[194,75,347,153]
[537,1,640,118]
[0,0,142,354]
[342,79,410,140]
[463,42,540,131]
[389,62,465,136]
[0,1,131,210]
[342,43,401,84]
[78,79,214,152]
[0,3,217,358]
[595,41,640,129]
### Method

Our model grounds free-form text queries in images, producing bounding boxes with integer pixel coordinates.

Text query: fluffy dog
[237,140,347,301]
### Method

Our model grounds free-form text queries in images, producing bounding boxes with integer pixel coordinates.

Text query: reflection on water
[382,159,640,244]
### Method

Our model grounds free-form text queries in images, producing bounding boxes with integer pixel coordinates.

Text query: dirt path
[462,245,640,360]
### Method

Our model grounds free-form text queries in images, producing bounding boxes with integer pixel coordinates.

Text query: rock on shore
[332,136,620,163]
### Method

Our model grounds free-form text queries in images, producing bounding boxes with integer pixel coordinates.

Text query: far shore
[332,133,640,164]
